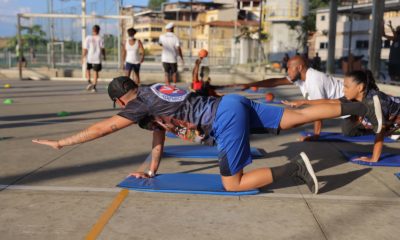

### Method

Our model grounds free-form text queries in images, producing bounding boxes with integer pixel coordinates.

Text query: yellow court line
[85,189,129,240]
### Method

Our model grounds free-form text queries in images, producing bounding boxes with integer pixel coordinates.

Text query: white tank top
[125,39,140,64]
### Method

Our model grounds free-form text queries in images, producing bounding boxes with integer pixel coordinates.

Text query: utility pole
[49,0,55,68]
[368,0,385,81]
[326,0,338,74]
[189,0,193,68]
[117,0,122,69]
[82,0,86,80]
[347,0,355,73]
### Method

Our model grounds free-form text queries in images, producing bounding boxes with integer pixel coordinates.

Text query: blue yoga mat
[340,151,400,167]
[117,173,259,196]
[163,145,266,159]
[300,131,396,143]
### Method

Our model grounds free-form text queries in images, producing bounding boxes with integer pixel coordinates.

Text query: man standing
[82,25,106,92]
[159,23,184,85]
[383,21,400,82]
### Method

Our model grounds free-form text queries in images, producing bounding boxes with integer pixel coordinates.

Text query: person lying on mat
[32,76,383,194]
[232,55,344,142]
[282,70,400,163]
[191,57,221,97]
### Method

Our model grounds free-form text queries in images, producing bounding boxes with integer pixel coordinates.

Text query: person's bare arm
[121,43,126,67]
[282,98,340,108]
[177,46,184,64]
[192,58,201,83]
[244,77,293,90]
[102,48,106,61]
[82,49,88,64]
[356,131,385,162]
[138,40,145,63]
[129,130,166,178]
[32,115,134,149]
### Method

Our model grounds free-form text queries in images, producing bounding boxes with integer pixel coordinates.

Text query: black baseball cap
[108,76,137,106]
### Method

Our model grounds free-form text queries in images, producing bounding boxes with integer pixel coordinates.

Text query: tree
[148,0,168,10]
[7,24,47,51]
[286,0,329,53]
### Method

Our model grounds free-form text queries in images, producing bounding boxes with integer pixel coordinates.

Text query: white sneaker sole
[373,95,382,134]
[300,152,319,194]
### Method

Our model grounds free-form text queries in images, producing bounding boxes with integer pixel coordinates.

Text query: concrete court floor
[0,79,399,240]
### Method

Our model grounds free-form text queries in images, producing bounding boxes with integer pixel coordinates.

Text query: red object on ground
[265,92,275,102]
[198,49,208,58]
[250,86,258,92]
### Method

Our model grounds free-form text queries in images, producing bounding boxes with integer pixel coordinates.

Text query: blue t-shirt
[118,83,221,145]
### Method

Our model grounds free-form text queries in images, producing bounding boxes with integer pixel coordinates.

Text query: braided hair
[345,70,379,96]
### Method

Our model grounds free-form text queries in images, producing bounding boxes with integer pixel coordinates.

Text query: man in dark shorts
[82,25,106,92]
[159,23,184,85]
[33,76,383,194]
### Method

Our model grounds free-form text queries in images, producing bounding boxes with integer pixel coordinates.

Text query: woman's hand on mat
[32,139,62,150]
[298,134,319,142]
[129,172,152,178]
[354,156,378,162]
[282,100,304,108]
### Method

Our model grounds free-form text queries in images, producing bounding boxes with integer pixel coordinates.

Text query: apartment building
[312,0,400,66]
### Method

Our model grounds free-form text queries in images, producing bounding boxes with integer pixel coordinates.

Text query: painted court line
[1,184,399,203]
[85,189,129,240]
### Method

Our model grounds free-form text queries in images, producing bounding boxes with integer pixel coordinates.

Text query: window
[319,42,328,49]
[383,40,391,48]
[151,27,162,32]
[321,15,325,21]
[356,40,369,49]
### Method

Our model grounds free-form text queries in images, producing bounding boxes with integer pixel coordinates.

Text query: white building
[313,1,400,67]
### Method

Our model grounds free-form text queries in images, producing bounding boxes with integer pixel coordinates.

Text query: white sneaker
[86,84,94,91]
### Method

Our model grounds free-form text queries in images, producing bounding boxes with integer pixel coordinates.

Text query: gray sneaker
[86,83,94,91]
[363,95,383,133]
[292,152,319,194]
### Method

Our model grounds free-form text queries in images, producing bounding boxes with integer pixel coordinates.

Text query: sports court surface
[0,79,399,239]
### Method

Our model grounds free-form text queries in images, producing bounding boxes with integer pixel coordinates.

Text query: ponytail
[346,70,379,96]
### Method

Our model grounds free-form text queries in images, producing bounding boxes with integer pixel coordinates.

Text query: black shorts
[162,62,177,74]
[87,63,102,72]
[125,62,141,74]
[388,63,400,81]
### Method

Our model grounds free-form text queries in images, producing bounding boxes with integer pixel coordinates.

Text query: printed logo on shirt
[150,83,188,102]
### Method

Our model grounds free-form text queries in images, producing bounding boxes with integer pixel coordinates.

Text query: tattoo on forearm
[61,129,95,146]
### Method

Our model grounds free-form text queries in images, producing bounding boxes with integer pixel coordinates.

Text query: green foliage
[6,24,47,51]
[285,0,329,51]
[148,0,168,10]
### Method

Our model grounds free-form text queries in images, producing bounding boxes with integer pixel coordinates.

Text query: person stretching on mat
[191,57,220,97]
[32,76,383,194]
[234,55,344,141]
[282,70,400,163]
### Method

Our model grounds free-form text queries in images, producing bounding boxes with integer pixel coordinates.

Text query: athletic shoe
[86,83,94,91]
[291,152,319,194]
[363,95,383,133]
[90,88,97,93]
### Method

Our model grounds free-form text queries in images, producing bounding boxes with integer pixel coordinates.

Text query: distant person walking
[159,22,184,85]
[122,28,144,85]
[16,41,27,68]
[383,20,400,82]
[281,53,289,73]
[82,25,106,92]
[312,53,321,71]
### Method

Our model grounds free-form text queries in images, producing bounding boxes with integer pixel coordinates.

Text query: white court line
[1,184,399,203]
[0,184,120,193]
[250,192,400,203]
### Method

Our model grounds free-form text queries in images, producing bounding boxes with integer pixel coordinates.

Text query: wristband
[147,170,155,177]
